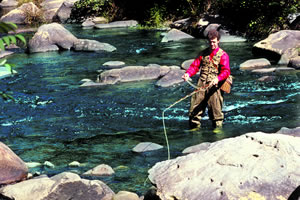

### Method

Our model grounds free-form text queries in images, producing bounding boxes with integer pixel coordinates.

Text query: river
[0,25,299,195]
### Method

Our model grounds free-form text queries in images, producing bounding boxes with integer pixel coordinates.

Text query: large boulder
[155,68,185,87]
[148,128,300,200]
[253,30,300,64]
[0,142,28,185]
[161,28,194,43]
[0,172,115,200]
[98,65,171,85]
[54,0,79,23]
[28,23,78,53]
[40,0,65,22]
[0,2,40,24]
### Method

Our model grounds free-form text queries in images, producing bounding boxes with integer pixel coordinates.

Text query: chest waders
[189,48,225,129]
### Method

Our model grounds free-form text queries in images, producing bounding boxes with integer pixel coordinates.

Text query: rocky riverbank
[0,127,299,199]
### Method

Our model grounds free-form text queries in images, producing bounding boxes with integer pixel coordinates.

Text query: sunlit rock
[83,164,115,176]
[25,162,42,168]
[239,58,271,70]
[40,0,65,22]
[0,2,40,24]
[113,191,140,200]
[73,39,116,52]
[148,128,300,200]
[132,142,163,153]
[43,161,55,168]
[0,172,115,200]
[103,61,125,68]
[95,20,138,29]
[0,142,28,185]
[68,161,81,167]
[0,0,18,7]
[29,23,78,53]
[253,30,300,64]
[251,68,276,73]
[161,28,194,43]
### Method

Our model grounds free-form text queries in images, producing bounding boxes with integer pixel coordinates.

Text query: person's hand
[182,73,190,82]
[209,77,219,87]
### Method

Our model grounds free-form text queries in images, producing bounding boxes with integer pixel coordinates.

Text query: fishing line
[162,79,208,160]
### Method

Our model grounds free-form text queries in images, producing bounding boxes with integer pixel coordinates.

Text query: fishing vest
[199,48,224,83]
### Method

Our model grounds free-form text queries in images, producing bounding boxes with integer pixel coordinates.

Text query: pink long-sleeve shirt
[186,47,230,81]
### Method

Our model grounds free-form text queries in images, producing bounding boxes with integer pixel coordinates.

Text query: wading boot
[213,120,223,134]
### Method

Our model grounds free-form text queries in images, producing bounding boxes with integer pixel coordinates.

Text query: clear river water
[0,25,299,195]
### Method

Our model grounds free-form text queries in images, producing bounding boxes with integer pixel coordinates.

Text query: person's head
[207,29,221,50]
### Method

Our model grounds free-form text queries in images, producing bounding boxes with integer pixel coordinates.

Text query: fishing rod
[162,79,210,160]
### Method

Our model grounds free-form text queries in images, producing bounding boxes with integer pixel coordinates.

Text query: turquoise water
[0,25,299,195]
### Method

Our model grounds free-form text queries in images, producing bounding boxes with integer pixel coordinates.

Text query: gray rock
[0,0,18,7]
[276,127,300,137]
[148,128,300,200]
[161,28,194,43]
[73,39,116,52]
[99,65,170,85]
[28,23,78,53]
[83,164,115,176]
[181,59,194,70]
[113,191,140,200]
[82,19,95,27]
[253,30,300,64]
[103,61,125,68]
[155,68,185,87]
[0,172,115,200]
[288,56,300,69]
[95,20,138,29]
[0,2,40,24]
[0,142,28,184]
[275,67,296,72]
[132,142,163,153]
[203,24,221,37]
[240,58,271,70]
[40,0,64,22]
[257,75,276,82]
[54,0,79,23]
[0,51,14,59]
[251,67,276,73]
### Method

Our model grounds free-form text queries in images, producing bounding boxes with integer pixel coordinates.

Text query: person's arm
[218,52,230,81]
[182,56,202,81]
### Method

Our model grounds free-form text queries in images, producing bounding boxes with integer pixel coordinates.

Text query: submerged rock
[148,127,300,200]
[83,164,115,176]
[0,142,28,185]
[132,142,163,153]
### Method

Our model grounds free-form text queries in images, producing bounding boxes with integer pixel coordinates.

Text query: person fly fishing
[182,29,231,130]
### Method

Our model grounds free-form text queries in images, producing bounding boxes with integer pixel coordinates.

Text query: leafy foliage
[0,22,26,101]
[71,0,298,38]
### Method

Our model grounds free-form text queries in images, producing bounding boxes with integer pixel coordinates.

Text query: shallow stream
[0,25,299,195]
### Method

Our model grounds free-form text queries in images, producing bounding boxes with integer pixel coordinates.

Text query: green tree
[0,22,26,101]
